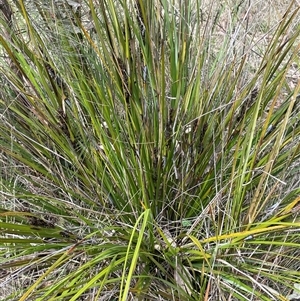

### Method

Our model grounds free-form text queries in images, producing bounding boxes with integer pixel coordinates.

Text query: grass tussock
[0,0,300,300]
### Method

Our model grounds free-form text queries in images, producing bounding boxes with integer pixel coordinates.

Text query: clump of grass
[0,0,300,300]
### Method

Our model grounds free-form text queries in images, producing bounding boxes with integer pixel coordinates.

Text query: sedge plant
[0,0,300,300]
